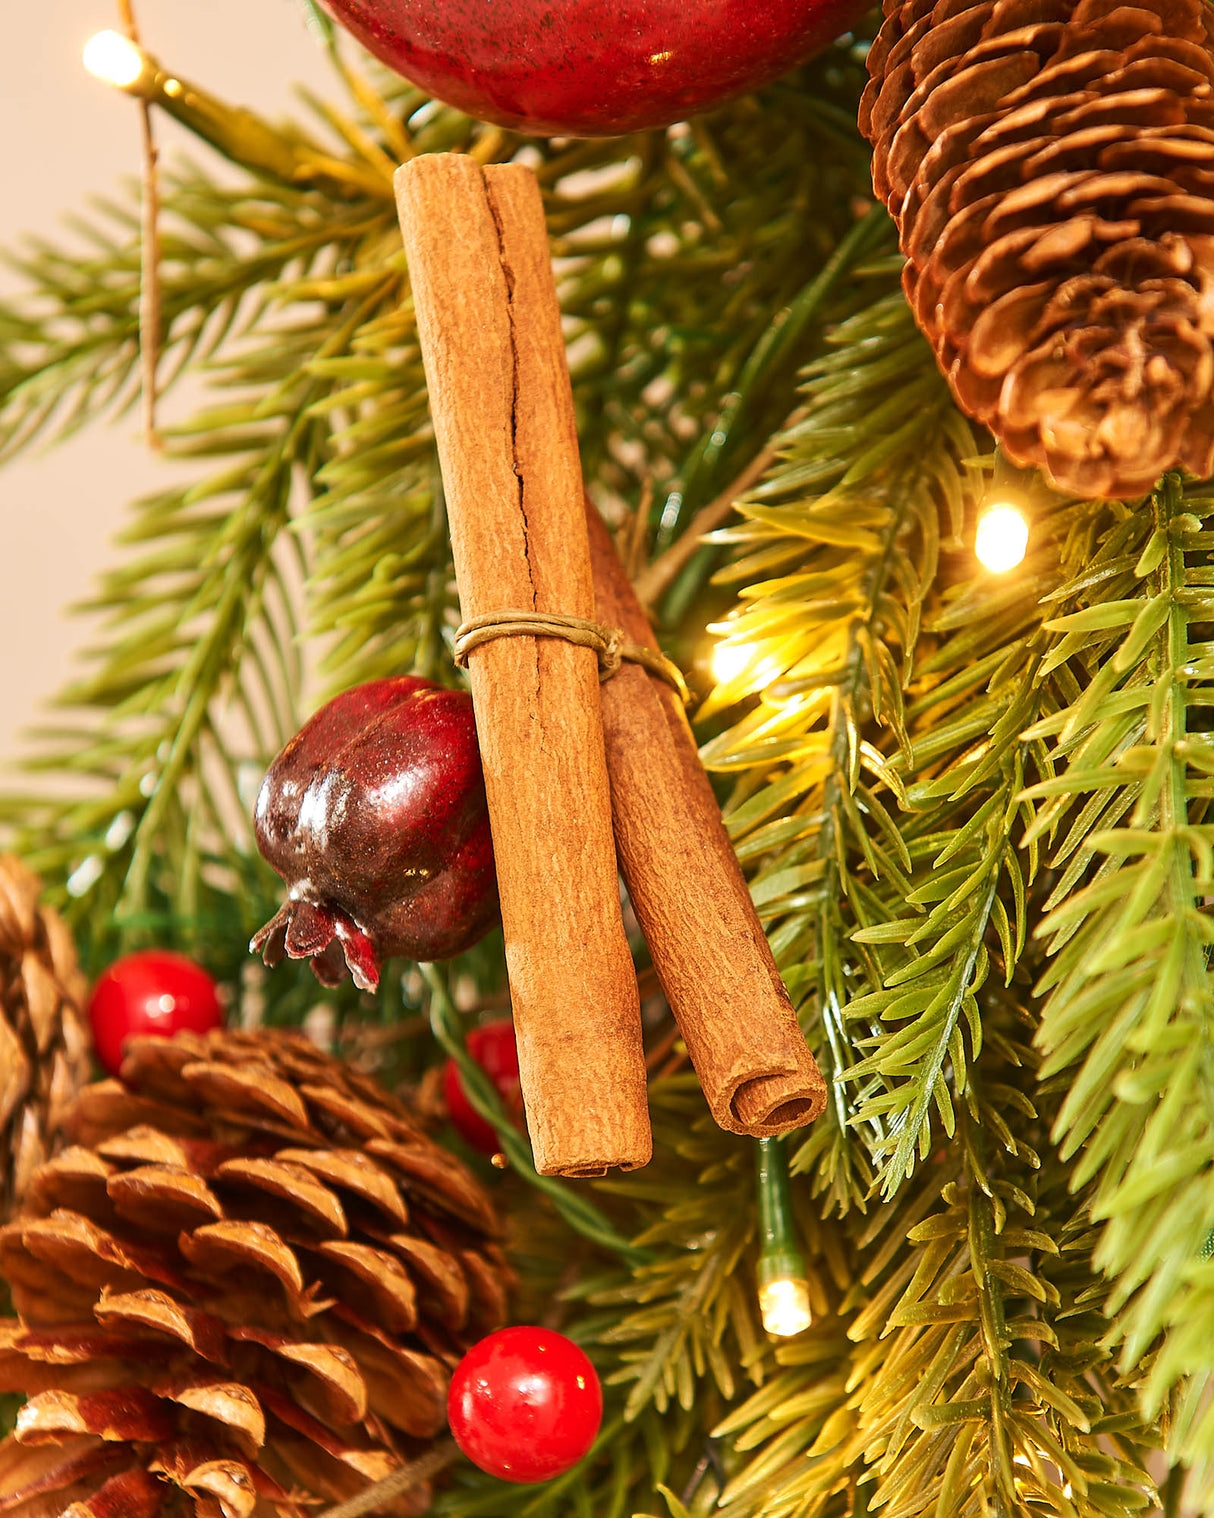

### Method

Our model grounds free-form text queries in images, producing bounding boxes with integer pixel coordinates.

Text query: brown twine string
[117,0,162,449]
[316,1442,457,1518]
[454,609,689,703]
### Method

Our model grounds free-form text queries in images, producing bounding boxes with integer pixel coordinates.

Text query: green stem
[421,963,653,1268]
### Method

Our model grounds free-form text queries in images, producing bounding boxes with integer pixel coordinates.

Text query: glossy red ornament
[251,677,499,993]
[320,0,868,137]
[443,1018,523,1155]
[87,950,224,1078]
[448,1326,603,1482]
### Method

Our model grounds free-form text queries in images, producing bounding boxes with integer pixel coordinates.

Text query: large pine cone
[0,856,90,1213]
[860,0,1214,499]
[0,1029,510,1516]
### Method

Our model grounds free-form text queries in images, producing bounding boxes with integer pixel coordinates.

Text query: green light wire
[101,37,389,199]
[754,1135,806,1291]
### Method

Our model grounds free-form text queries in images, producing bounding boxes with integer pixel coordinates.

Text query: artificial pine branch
[1024,475,1214,1495]
[701,281,984,1211]
[708,987,1154,1518]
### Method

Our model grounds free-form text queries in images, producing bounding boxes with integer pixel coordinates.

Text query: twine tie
[453,609,689,703]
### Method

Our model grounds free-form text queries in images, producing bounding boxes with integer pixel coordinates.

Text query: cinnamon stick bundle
[586,504,827,1136]
[395,155,650,1177]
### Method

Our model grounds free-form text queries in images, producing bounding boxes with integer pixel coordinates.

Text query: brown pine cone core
[0,1028,511,1517]
[861,0,1214,500]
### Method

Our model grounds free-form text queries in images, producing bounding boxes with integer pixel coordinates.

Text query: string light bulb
[975,501,1029,573]
[711,639,755,687]
[80,31,385,200]
[82,29,146,90]
[755,1137,812,1338]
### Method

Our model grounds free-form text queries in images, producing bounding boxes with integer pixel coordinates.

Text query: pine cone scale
[61,1462,166,1518]
[0,1023,30,1135]
[0,1433,127,1513]
[16,1387,175,1445]
[177,1460,258,1518]
[0,859,90,1216]
[179,1221,307,1302]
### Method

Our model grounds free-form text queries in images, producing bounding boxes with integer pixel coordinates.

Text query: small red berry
[320,0,870,137]
[443,1018,523,1155]
[448,1326,603,1483]
[87,950,224,1078]
[250,678,499,992]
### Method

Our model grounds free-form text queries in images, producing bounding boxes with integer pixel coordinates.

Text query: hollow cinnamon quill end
[705,1042,827,1138]
[728,1062,828,1137]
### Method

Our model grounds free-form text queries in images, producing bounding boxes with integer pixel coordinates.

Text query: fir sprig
[711,990,1154,1518]
[701,283,985,1210]
[1024,475,1214,1494]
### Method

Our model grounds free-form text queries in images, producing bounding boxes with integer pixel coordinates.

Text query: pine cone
[860,0,1214,499]
[0,1028,511,1516]
[0,856,90,1213]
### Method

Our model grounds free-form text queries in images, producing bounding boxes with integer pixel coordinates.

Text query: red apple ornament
[448,1326,603,1482]
[320,0,869,137]
[443,1018,524,1155]
[251,677,499,992]
[88,950,224,1078]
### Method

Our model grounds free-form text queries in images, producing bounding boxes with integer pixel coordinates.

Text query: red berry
[88,950,224,1078]
[448,1326,603,1483]
[250,678,499,992]
[443,1018,523,1155]
[320,0,869,137]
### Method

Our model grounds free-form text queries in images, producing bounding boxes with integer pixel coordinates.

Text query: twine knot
[453,609,688,702]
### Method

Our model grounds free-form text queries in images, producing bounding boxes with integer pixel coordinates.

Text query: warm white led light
[712,640,754,687]
[758,1277,812,1337]
[83,30,144,89]
[975,502,1029,573]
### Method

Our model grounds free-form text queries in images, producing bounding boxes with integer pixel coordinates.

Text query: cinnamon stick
[395,155,650,1177]
[585,503,827,1136]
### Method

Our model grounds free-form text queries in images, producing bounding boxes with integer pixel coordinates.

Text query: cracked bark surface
[395,156,650,1176]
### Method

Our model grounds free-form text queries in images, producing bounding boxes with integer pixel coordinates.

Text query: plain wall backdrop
[0,0,336,771]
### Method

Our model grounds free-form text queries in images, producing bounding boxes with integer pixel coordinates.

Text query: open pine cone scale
[0,1030,511,1517]
[861,0,1214,499]
[0,858,91,1214]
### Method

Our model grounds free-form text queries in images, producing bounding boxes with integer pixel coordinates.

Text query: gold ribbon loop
[454,608,689,703]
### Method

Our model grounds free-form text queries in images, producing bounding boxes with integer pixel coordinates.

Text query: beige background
[0,0,336,772]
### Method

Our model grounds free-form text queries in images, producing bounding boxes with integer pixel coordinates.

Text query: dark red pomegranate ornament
[320,0,869,138]
[250,677,499,992]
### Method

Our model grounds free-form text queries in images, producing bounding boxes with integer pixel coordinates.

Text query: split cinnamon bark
[585,504,827,1136]
[395,155,650,1177]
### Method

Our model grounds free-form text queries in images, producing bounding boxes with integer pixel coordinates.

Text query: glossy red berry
[87,950,224,1078]
[251,677,499,993]
[443,1018,523,1155]
[448,1326,603,1482]
[320,0,869,137]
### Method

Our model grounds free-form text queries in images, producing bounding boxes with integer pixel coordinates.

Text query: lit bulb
[974,502,1029,573]
[758,1276,812,1337]
[711,640,755,687]
[83,30,145,90]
